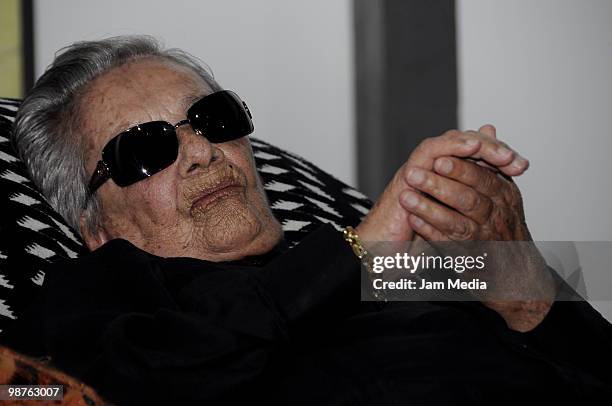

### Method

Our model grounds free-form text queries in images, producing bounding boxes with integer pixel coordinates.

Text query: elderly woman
[5,36,611,404]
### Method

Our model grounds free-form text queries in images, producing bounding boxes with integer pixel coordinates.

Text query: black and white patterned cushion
[0,98,372,335]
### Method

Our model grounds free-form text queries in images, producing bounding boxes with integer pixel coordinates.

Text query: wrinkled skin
[78,58,282,261]
[399,141,556,332]
[359,125,554,331]
[355,126,529,243]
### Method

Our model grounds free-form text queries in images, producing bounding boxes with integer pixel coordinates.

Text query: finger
[456,131,529,176]
[404,167,493,224]
[408,214,449,242]
[408,133,482,170]
[456,131,514,166]
[465,157,501,174]
[399,190,478,241]
[498,157,530,175]
[478,124,497,138]
[433,157,507,198]
[408,130,528,176]
[474,160,500,172]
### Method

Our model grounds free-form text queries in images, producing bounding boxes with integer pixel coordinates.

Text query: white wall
[457,0,612,319]
[34,0,355,185]
[457,0,612,241]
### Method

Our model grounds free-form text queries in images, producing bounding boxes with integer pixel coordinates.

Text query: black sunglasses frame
[87,90,253,195]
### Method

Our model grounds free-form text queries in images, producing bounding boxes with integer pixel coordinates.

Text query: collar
[222,237,290,267]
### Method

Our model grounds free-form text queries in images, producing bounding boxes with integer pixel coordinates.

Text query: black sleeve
[32,224,361,405]
[521,269,612,384]
[455,267,612,387]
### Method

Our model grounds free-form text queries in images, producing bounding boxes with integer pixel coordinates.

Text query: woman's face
[78,58,282,261]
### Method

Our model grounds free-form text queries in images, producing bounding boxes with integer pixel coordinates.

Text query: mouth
[190,179,243,213]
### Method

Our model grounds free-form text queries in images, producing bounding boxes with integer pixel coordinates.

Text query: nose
[176,124,223,178]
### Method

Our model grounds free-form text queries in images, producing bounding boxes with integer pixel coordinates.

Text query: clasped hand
[356,125,556,332]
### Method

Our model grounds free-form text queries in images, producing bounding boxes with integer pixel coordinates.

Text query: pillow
[0,346,107,404]
[0,97,372,335]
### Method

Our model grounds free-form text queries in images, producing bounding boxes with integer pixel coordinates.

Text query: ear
[79,215,110,251]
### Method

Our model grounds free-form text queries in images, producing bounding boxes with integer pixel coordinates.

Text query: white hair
[12,35,222,238]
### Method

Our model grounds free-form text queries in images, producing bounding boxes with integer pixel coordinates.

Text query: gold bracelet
[342,226,368,259]
[342,226,386,301]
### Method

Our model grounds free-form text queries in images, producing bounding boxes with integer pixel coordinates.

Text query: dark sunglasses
[87,90,254,194]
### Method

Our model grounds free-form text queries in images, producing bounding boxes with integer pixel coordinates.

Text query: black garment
[3,224,612,405]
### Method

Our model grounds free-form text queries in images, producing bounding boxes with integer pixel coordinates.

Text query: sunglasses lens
[187,90,254,143]
[93,91,252,190]
[103,121,179,187]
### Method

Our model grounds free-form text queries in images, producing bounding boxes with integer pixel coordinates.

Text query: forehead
[86,57,208,106]
[79,58,211,154]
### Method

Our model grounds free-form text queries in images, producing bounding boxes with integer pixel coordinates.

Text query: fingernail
[513,159,527,170]
[407,168,425,185]
[411,216,424,227]
[402,192,420,208]
[436,158,453,174]
[465,139,479,147]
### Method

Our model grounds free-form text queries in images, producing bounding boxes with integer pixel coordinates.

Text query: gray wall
[354,0,457,199]
[457,0,612,319]
[458,0,612,241]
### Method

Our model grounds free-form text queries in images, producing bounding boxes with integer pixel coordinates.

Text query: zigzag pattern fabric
[0,98,372,335]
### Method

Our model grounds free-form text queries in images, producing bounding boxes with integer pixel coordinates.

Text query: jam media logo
[371,277,488,291]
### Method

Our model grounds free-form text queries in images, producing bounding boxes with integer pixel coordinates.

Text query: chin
[192,197,279,259]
